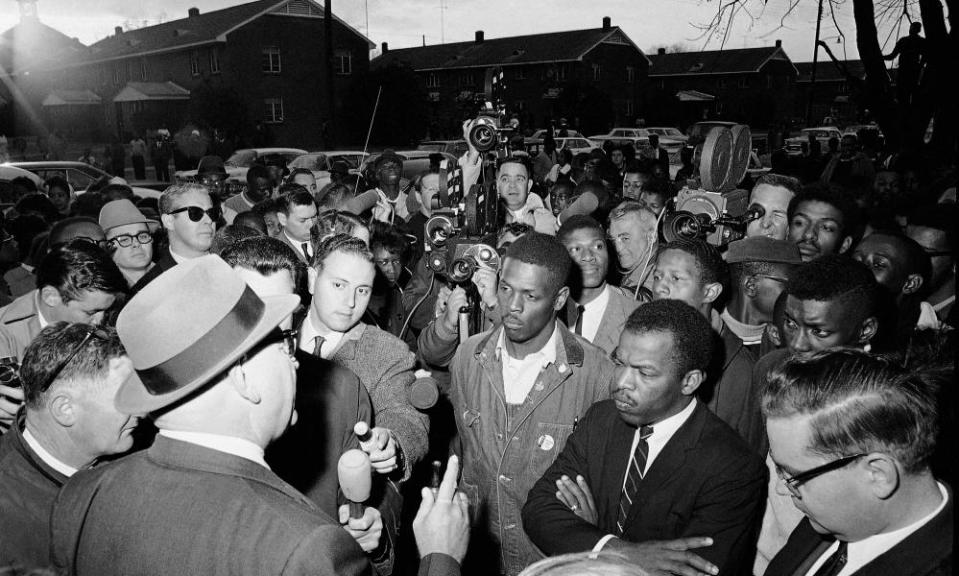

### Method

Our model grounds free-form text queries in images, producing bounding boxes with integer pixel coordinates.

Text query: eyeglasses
[777,453,866,497]
[108,232,154,248]
[38,326,109,394]
[167,205,221,222]
[74,236,109,249]
[0,233,15,245]
[923,248,952,258]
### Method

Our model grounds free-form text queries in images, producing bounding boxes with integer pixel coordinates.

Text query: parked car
[784,126,843,157]
[555,137,597,155]
[645,127,688,144]
[588,128,684,163]
[417,140,468,157]
[174,147,307,184]
[288,151,368,188]
[842,124,885,148]
[0,164,45,207]
[7,161,160,199]
[530,129,584,140]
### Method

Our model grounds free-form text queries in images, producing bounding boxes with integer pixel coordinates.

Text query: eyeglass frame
[37,326,109,395]
[107,231,154,248]
[777,453,867,497]
[166,205,222,223]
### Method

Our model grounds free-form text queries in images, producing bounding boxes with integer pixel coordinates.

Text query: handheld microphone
[353,421,377,453]
[558,192,599,224]
[337,448,372,519]
[410,376,439,410]
[343,190,380,215]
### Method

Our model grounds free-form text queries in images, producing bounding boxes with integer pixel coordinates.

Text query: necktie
[312,335,325,357]
[616,425,654,535]
[812,541,848,576]
[573,304,585,336]
[300,242,311,262]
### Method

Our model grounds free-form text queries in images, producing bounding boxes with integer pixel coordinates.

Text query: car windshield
[290,154,329,171]
[225,150,257,167]
[417,143,446,152]
[328,155,360,169]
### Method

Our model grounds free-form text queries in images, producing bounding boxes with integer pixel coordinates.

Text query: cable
[399,271,436,342]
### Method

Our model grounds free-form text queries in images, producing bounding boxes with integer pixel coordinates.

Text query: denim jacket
[450,323,613,575]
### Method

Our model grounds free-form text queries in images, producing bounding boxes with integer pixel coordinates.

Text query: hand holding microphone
[354,421,400,474]
[337,449,383,552]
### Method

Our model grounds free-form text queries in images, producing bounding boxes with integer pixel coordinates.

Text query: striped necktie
[312,335,325,357]
[616,425,654,535]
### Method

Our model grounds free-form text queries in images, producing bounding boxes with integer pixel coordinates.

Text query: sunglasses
[108,232,154,248]
[38,326,109,395]
[167,205,221,222]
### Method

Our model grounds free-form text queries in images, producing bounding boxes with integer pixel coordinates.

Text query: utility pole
[805,0,824,127]
[325,0,335,147]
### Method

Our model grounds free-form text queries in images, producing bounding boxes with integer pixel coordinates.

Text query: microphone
[337,448,372,519]
[558,192,599,224]
[343,190,380,215]
[410,376,439,410]
[353,421,376,453]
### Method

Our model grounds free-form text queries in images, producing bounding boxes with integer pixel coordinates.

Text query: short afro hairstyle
[245,163,271,185]
[657,239,728,287]
[503,231,571,295]
[556,214,604,244]
[622,299,714,377]
[784,254,879,320]
[762,348,939,474]
[788,182,860,240]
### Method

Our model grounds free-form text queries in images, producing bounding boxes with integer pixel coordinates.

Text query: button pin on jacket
[537,434,555,450]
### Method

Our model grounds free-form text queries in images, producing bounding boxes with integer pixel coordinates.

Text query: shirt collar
[283,231,310,250]
[22,427,78,477]
[648,397,698,439]
[496,321,559,367]
[581,284,611,312]
[168,247,196,264]
[158,429,269,470]
[298,313,347,357]
[34,291,49,329]
[720,308,766,344]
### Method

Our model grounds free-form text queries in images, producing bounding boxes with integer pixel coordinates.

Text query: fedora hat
[99,199,157,233]
[115,255,299,414]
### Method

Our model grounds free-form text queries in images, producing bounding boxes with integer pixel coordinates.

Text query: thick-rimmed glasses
[777,453,866,497]
[38,327,109,394]
[108,232,154,248]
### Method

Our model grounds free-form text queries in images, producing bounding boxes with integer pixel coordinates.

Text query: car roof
[7,161,101,169]
[232,147,308,155]
[0,164,45,184]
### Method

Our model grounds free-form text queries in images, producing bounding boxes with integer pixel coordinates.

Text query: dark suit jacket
[130,246,177,294]
[278,232,311,264]
[522,400,766,576]
[565,285,641,356]
[765,493,953,576]
[51,435,371,576]
[0,412,68,568]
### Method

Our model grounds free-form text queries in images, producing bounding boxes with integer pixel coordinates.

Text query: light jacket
[0,290,42,360]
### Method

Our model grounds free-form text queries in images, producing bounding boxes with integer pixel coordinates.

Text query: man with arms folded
[523,300,766,576]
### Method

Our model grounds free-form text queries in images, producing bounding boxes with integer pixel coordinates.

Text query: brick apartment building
[372,17,650,138]
[1,0,373,148]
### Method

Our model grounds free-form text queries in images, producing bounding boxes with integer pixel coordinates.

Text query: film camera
[467,101,515,153]
[423,215,500,284]
[661,124,762,246]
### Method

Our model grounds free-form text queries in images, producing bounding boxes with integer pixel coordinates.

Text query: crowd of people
[0,115,953,576]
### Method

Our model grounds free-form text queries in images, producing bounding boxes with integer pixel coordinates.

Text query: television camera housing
[661,124,761,246]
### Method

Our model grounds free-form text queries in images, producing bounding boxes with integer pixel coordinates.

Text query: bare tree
[693,0,956,159]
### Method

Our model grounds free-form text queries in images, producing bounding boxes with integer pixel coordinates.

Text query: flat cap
[726,236,802,264]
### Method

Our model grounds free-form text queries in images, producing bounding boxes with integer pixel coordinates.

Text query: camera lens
[469,125,497,152]
[449,258,475,284]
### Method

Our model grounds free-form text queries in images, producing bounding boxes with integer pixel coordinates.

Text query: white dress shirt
[34,292,50,329]
[595,399,699,551]
[497,323,559,405]
[284,231,311,261]
[578,285,611,343]
[297,314,344,359]
[159,429,269,470]
[23,427,78,477]
[803,482,948,576]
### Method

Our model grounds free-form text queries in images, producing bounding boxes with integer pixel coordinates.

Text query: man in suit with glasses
[0,323,138,569]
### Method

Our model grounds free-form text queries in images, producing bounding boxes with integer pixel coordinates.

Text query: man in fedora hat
[196,155,230,200]
[99,199,158,288]
[49,255,366,575]
[50,255,467,576]
[131,182,218,293]
[0,323,138,568]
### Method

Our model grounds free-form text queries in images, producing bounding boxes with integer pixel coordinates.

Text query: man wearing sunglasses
[0,323,138,568]
[132,183,219,293]
[763,349,950,576]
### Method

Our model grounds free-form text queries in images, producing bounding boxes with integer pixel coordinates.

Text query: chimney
[602,16,611,30]
[475,30,484,44]
[114,26,123,36]
[381,42,389,54]
[775,39,782,48]
[188,7,200,17]
[658,47,666,55]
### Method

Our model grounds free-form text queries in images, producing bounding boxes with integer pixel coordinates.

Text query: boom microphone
[343,190,380,215]
[558,192,599,224]
[337,448,372,519]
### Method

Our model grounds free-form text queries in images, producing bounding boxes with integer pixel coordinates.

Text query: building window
[766,75,773,89]
[738,76,750,88]
[717,78,726,88]
[262,47,281,73]
[113,63,121,86]
[210,47,220,74]
[264,98,284,123]
[557,64,568,81]
[427,73,439,88]
[190,50,200,76]
[140,58,147,80]
[334,49,352,75]
[458,72,475,87]
[515,67,526,80]
[592,64,601,81]
[626,66,635,84]
[625,99,634,116]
